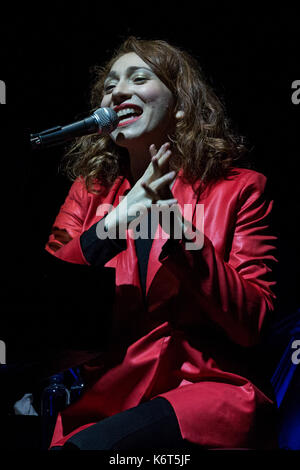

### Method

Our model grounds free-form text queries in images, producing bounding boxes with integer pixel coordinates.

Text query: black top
[133,212,156,297]
[80,213,157,298]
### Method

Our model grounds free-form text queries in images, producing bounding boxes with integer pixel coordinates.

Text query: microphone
[30,107,119,149]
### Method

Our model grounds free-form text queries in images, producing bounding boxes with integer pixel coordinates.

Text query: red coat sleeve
[159,172,277,347]
[45,178,89,265]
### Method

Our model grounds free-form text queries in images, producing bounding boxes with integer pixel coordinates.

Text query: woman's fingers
[153,170,176,191]
[152,151,172,179]
[156,144,173,174]
[144,142,173,184]
[141,181,157,201]
[141,170,176,202]
[151,154,160,173]
[150,142,172,166]
[149,144,157,158]
[155,198,178,207]
[158,149,172,167]
[150,142,169,158]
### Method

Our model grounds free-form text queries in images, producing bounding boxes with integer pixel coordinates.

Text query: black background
[0,3,299,457]
[0,5,299,372]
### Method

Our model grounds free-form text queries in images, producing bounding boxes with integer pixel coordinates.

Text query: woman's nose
[111,80,132,104]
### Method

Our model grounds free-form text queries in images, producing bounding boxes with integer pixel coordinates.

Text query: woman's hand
[104,142,178,236]
[141,144,203,248]
[141,143,175,203]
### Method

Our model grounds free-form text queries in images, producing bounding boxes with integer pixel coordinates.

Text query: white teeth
[116,107,142,118]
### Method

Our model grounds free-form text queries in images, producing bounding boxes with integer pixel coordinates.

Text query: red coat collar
[100,172,201,296]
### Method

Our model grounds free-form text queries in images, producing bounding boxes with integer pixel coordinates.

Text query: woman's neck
[127,144,151,184]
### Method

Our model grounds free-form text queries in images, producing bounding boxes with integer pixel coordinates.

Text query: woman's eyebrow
[105,66,153,81]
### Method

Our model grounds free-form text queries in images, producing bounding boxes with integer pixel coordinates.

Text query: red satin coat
[45,167,278,449]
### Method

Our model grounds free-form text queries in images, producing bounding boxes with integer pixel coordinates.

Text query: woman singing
[46,37,278,450]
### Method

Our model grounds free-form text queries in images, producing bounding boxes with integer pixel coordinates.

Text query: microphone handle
[30,115,99,149]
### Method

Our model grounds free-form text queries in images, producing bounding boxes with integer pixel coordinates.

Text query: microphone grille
[93,107,119,134]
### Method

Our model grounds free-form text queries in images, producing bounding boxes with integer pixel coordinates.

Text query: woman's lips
[117,114,143,127]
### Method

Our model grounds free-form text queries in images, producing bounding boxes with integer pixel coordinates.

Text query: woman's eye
[103,76,148,94]
[104,84,115,93]
[133,76,148,83]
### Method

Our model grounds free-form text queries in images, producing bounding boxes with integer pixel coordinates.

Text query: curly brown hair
[61,36,248,193]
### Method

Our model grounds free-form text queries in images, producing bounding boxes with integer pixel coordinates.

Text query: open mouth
[115,106,143,127]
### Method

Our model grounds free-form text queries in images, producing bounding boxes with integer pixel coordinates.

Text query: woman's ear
[175,110,184,119]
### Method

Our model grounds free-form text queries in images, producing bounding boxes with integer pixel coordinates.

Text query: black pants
[51,397,191,451]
